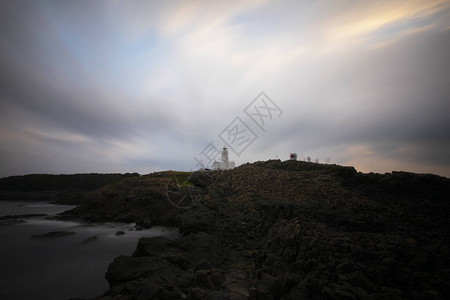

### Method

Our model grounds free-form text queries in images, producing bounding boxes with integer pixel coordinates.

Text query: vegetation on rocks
[5,160,450,299]
[55,172,195,226]
[54,160,448,300]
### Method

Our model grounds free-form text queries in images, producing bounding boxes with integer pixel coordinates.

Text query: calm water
[0,201,179,300]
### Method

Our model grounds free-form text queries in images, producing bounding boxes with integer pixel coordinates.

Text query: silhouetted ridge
[0,173,139,191]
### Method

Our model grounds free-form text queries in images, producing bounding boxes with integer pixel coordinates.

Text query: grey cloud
[1,0,449,177]
[0,1,179,141]
[255,27,450,171]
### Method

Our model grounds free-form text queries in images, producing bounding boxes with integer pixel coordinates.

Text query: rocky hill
[63,160,450,300]
[0,173,139,202]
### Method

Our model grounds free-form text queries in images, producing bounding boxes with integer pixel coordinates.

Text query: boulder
[189,171,213,188]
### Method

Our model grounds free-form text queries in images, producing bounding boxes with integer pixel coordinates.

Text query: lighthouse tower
[222,147,229,164]
[212,146,235,170]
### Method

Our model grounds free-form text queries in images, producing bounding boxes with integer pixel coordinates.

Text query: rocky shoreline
[0,213,47,226]
[56,160,450,299]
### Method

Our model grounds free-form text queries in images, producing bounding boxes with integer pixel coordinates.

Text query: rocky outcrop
[101,232,244,299]
[31,231,76,238]
[189,171,214,189]
[57,175,184,227]
[0,213,46,226]
[82,236,98,244]
[258,217,449,299]
[0,214,47,219]
[76,160,449,300]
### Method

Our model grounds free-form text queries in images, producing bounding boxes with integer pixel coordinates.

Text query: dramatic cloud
[1,0,449,177]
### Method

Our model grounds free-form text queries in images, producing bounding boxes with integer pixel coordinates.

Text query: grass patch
[146,171,194,186]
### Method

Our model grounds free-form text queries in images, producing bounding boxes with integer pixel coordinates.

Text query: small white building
[212,146,235,170]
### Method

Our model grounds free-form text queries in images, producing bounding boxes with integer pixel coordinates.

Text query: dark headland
[2,160,450,299]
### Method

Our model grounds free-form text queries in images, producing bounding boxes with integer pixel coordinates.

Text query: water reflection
[0,201,179,300]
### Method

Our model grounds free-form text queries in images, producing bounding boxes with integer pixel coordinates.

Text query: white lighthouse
[212,146,235,170]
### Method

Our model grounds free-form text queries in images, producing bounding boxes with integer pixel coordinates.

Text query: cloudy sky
[1,0,449,177]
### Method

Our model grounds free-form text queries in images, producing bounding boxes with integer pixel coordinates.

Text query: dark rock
[348,271,379,293]
[282,273,301,292]
[189,287,208,300]
[0,213,47,226]
[179,204,219,235]
[189,171,213,188]
[136,219,155,228]
[336,260,354,274]
[84,160,450,300]
[0,213,46,220]
[134,236,177,257]
[205,291,229,300]
[381,257,397,267]
[115,230,125,236]
[224,281,249,297]
[31,231,75,238]
[82,235,98,243]
[105,255,161,286]
[223,291,248,300]
[195,269,215,290]
[194,259,212,271]
[131,282,163,300]
[209,271,226,290]
[0,219,26,226]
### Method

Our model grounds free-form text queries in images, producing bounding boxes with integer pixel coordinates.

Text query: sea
[0,200,179,300]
